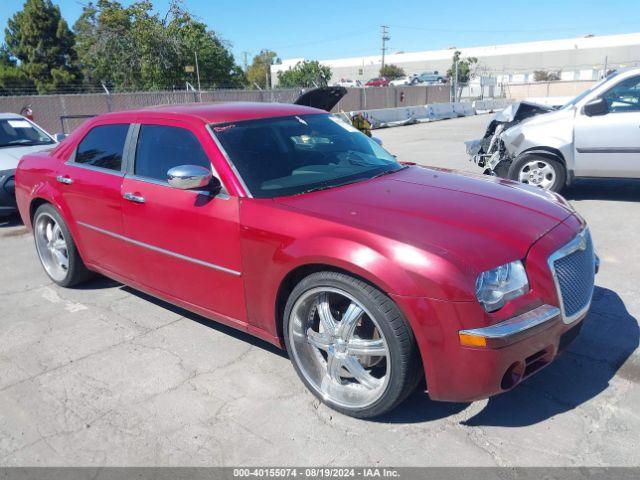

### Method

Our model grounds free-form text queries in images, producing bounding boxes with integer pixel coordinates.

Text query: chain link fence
[0,85,451,134]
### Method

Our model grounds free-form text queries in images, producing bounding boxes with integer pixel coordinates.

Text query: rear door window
[75,124,129,171]
[133,125,211,182]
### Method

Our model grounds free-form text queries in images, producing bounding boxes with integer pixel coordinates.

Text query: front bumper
[0,169,17,216]
[459,304,560,349]
[394,294,586,402]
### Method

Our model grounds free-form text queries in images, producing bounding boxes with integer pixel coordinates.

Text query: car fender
[274,235,416,296]
[501,109,575,169]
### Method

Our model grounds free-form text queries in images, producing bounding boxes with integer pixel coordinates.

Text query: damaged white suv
[466,68,640,192]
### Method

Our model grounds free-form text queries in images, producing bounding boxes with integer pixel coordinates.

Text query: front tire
[33,203,93,287]
[508,153,566,192]
[283,271,421,418]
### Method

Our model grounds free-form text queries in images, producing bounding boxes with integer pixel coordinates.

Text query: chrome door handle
[56,175,73,185]
[123,192,145,203]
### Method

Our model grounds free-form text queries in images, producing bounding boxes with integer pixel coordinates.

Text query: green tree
[0,45,35,95]
[73,0,244,91]
[167,5,246,89]
[380,64,405,80]
[277,60,331,88]
[5,0,80,93]
[246,49,279,89]
[533,70,560,82]
[447,50,478,84]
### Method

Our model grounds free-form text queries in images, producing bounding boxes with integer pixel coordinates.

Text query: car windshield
[212,113,404,198]
[0,118,54,148]
[561,71,621,109]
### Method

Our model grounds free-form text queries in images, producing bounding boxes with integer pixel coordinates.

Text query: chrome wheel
[34,212,69,282]
[288,287,390,409]
[518,159,556,189]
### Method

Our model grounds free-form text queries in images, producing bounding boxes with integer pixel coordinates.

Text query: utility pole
[603,55,608,78]
[381,25,390,73]
[242,51,249,72]
[194,51,202,98]
[453,55,459,102]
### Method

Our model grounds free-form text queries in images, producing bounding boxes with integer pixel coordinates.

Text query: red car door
[55,122,134,277]
[120,121,246,326]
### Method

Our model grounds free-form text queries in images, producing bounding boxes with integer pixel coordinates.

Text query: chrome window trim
[206,124,253,198]
[547,228,595,324]
[64,160,126,177]
[77,221,241,276]
[460,304,561,341]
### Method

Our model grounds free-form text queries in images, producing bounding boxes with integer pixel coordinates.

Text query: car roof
[95,102,324,125]
[0,113,26,120]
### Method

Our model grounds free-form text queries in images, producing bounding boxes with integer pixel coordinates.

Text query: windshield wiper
[296,166,408,195]
[297,178,366,195]
[370,165,408,179]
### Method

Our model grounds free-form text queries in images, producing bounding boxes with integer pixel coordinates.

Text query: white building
[271,32,640,86]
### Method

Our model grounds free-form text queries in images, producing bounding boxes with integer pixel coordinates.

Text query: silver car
[467,68,640,192]
[0,113,58,217]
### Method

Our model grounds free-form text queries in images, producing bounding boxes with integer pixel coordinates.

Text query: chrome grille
[548,228,595,323]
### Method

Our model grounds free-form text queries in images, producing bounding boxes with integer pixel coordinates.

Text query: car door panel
[121,122,247,324]
[574,75,640,178]
[55,123,133,276]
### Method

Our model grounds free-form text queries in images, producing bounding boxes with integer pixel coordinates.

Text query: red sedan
[365,77,390,87]
[15,103,597,418]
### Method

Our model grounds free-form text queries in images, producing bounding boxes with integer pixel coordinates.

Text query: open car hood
[494,101,555,124]
[293,86,347,112]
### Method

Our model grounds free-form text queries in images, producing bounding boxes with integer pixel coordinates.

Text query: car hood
[275,166,573,273]
[293,86,347,112]
[0,143,56,171]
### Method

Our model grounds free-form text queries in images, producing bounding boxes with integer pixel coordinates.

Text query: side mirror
[583,98,608,116]
[54,133,67,142]
[167,165,219,192]
[372,137,383,146]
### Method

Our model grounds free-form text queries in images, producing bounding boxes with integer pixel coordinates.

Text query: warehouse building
[271,32,640,86]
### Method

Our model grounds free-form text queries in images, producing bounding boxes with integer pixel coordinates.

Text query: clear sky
[1,0,639,64]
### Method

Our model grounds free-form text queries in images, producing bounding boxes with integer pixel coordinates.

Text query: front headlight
[475,260,529,312]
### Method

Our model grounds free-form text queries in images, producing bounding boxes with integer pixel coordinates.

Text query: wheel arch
[518,146,566,165]
[273,263,395,344]
[27,189,89,263]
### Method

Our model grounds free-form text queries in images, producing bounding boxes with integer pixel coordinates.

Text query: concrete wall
[504,80,597,100]
[0,85,451,133]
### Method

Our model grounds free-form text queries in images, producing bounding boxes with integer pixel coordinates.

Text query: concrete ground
[1,115,639,466]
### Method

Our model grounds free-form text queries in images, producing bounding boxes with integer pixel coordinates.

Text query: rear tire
[508,153,566,192]
[283,271,421,418]
[33,203,93,287]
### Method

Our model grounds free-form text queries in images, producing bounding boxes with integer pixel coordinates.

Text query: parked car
[414,72,447,85]
[466,68,640,192]
[365,77,390,87]
[389,76,417,86]
[16,101,597,418]
[333,79,361,88]
[0,113,58,217]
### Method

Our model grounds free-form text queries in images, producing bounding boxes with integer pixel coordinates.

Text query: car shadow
[126,284,288,358]
[0,214,23,229]
[76,276,287,357]
[461,286,638,427]
[563,178,640,202]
